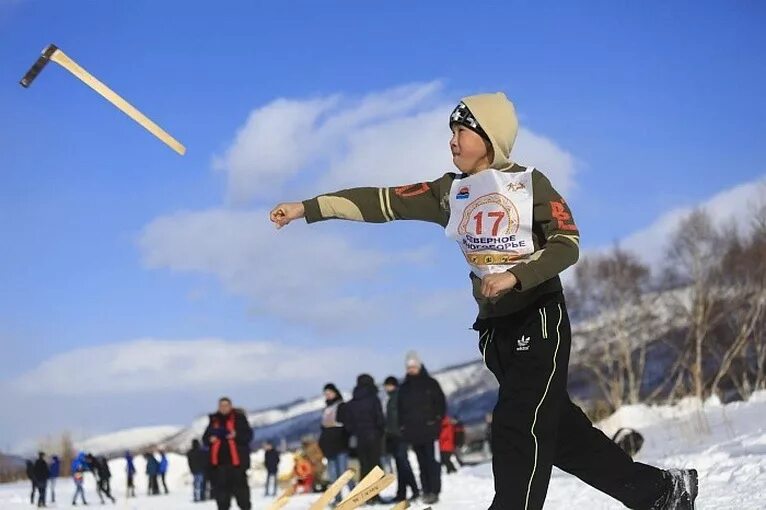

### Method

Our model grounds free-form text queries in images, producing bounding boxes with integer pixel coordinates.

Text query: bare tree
[664,209,726,402]
[754,314,766,392]
[661,198,766,403]
[37,431,76,477]
[717,199,766,398]
[570,199,766,415]
[574,247,654,411]
[710,289,766,397]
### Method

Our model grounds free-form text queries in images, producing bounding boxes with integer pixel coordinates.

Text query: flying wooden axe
[20,44,186,156]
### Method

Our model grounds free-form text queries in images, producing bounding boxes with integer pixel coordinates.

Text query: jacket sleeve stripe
[378,188,393,222]
[384,187,395,220]
[550,233,580,247]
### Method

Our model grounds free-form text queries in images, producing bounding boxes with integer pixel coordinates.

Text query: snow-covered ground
[3,391,766,509]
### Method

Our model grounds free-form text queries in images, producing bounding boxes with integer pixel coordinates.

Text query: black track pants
[479,293,667,510]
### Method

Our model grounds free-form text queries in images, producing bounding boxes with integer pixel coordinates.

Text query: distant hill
[0,453,26,482]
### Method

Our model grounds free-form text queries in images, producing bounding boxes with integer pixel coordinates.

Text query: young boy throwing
[270,92,698,510]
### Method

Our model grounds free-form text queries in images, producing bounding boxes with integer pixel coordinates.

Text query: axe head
[19,44,59,88]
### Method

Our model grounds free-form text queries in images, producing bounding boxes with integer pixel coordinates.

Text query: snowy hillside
[65,344,654,457]
[4,391,766,508]
[162,360,499,452]
[75,426,183,457]
[79,360,500,456]
[0,453,25,478]
[166,395,333,454]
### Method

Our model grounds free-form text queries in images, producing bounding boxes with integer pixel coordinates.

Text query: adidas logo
[516,335,531,351]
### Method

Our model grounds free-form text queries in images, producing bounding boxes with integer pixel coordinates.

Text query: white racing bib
[445,168,535,278]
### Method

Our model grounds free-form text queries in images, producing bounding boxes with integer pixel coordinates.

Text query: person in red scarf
[203,397,254,510]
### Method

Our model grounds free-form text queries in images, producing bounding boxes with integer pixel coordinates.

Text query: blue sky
[1,1,764,450]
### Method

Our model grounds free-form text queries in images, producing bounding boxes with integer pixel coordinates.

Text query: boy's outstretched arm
[270,174,455,229]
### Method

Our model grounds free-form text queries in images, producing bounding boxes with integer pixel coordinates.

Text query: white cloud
[140,209,379,294]
[594,176,766,266]
[213,96,339,204]
[11,337,377,396]
[513,128,577,195]
[317,108,576,194]
[212,82,577,204]
[412,288,476,319]
[213,82,446,204]
[138,208,423,328]
[315,107,453,191]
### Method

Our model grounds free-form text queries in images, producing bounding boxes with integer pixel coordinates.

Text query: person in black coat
[188,439,209,502]
[32,452,49,507]
[26,460,38,505]
[384,376,420,502]
[85,453,114,503]
[202,396,254,510]
[262,442,280,497]
[398,351,446,505]
[338,374,385,484]
[95,456,116,503]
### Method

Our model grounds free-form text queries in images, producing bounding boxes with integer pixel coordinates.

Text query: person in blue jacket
[48,455,60,504]
[71,452,88,475]
[125,451,136,498]
[159,450,170,494]
[145,453,160,495]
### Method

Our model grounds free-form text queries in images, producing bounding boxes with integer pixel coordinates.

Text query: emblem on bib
[457,193,519,236]
[456,186,470,200]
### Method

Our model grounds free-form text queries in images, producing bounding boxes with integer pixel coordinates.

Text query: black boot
[651,469,699,510]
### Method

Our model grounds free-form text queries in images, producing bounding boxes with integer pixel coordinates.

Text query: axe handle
[335,474,395,510]
[265,497,290,510]
[49,48,186,156]
[341,465,384,502]
[309,469,355,510]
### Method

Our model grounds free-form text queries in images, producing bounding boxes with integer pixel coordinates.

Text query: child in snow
[292,453,314,494]
[72,466,87,506]
[262,442,280,497]
[439,417,458,474]
[270,92,698,509]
